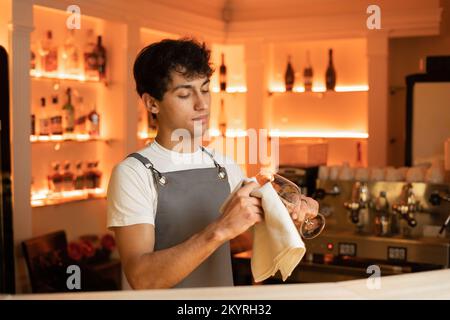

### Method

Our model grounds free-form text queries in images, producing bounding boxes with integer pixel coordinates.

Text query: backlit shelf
[268,85,369,95]
[269,130,369,139]
[30,69,102,83]
[30,134,110,143]
[31,188,106,208]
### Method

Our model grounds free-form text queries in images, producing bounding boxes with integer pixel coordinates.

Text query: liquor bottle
[75,96,87,134]
[219,53,227,92]
[325,49,336,91]
[62,161,74,192]
[284,55,295,92]
[62,87,75,133]
[48,162,63,193]
[94,36,106,81]
[39,97,50,136]
[218,98,227,137]
[30,41,37,71]
[39,30,58,73]
[61,29,80,75]
[303,50,313,92]
[83,29,97,80]
[85,161,102,189]
[31,114,36,136]
[74,161,85,190]
[87,104,100,138]
[50,95,63,135]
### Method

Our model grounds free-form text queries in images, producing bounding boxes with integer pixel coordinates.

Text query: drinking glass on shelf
[255,172,326,239]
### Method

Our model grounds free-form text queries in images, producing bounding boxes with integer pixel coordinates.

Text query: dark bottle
[50,94,63,135]
[218,98,227,137]
[62,161,74,192]
[219,53,227,92]
[48,162,63,193]
[284,55,295,92]
[85,161,102,189]
[303,50,313,92]
[31,114,36,135]
[325,49,336,91]
[94,36,106,81]
[74,161,85,190]
[39,97,50,136]
[62,87,75,133]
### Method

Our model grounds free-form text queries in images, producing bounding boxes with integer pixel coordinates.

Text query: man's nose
[194,92,208,111]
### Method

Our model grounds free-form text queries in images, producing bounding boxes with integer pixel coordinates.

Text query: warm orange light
[30,134,97,142]
[138,131,157,140]
[211,86,247,93]
[31,188,106,207]
[269,84,369,93]
[30,69,100,82]
[209,129,248,138]
[269,130,369,139]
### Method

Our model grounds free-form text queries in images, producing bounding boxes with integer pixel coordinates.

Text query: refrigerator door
[0,45,15,293]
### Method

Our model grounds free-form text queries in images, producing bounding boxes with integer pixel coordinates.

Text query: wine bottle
[50,95,63,135]
[325,49,336,91]
[40,31,58,73]
[219,53,227,92]
[284,55,295,92]
[39,97,50,136]
[303,50,313,92]
[84,29,97,80]
[62,87,75,133]
[94,36,107,81]
[218,98,227,137]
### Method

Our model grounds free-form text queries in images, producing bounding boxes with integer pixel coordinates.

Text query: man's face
[157,71,211,137]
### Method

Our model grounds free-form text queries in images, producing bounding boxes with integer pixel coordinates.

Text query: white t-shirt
[107,141,244,228]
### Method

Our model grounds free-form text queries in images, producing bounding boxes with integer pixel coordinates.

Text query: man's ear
[142,93,160,115]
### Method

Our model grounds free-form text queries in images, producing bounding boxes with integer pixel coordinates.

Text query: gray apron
[127,147,233,288]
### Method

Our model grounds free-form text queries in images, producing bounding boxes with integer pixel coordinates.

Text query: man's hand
[282,195,319,228]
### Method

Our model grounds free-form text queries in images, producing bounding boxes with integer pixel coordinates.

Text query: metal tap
[392,183,419,228]
[344,182,370,224]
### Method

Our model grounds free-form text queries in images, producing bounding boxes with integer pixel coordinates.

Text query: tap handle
[351,211,360,224]
[429,192,441,206]
[406,214,417,228]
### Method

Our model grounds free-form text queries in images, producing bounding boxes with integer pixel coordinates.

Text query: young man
[107,39,319,289]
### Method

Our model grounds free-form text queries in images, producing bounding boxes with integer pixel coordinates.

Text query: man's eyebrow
[171,79,210,91]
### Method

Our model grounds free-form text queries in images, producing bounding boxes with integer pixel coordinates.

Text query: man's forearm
[127,221,227,289]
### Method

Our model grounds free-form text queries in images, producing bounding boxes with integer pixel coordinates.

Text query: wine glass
[256,172,326,239]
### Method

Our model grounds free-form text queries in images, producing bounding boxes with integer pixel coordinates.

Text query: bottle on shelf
[94,36,106,81]
[219,53,227,92]
[31,114,36,136]
[83,29,97,80]
[303,50,313,92]
[62,87,75,134]
[61,29,80,75]
[62,161,74,192]
[218,98,227,137]
[30,41,37,71]
[74,161,85,190]
[75,96,87,135]
[355,141,363,167]
[325,49,336,91]
[39,30,58,73]
[48,162,63,193]
[50,94,63,135]
[284,55,295,92]
[85,161,102,189]
[87,104,100,138]
[38,97,50,136]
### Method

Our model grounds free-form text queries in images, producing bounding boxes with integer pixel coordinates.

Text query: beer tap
[429,190,450,235]
[392,183,419,228]
[344,182,369,224]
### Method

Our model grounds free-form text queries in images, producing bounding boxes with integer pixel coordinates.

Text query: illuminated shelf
[269,130,369,139]
[31,188,106,208]
[30,134,111,143]
[211,86,247,93]
[268,85,369,95]
[30,69,102,84]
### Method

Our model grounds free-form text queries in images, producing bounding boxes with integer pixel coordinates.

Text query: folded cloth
[219,178,306,283]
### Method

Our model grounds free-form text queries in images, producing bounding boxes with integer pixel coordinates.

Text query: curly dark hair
[133,38,214,100]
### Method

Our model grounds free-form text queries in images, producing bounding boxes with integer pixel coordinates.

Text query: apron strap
[200,146,227,179]
[127,153,167,186]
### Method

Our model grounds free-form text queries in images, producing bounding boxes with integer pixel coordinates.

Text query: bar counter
[2,269,450,300]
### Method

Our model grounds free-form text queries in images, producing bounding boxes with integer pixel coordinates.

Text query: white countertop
[2,269,450,300]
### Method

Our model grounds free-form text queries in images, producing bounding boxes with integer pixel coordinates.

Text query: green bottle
[62,87,75,133]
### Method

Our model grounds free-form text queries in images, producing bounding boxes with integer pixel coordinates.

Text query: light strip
[269,130,369,139]
[30,69,100,82]
[30,134,96,142]
[31,188,105,207]
[269,85,369,93]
